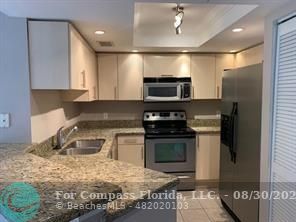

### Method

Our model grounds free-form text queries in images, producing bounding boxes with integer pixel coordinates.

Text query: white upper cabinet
[29,21,94,91]
[98,54,118,100]
[69,26,87,90]
[61,44,98,102]
[29,21,70,89]
[215,54,235,99]
[143,54,190,77]
[191,55,216,99]
[118,54,143,100]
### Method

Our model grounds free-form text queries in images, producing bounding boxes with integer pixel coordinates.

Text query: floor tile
[205,208,234,222]
[177,210,184,222]
[199,196,222,209]
[180,209,211,222]
[178,195,202,209]
[180,190,194,197]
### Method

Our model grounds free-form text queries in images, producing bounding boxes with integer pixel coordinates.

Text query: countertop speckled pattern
[191,126,220,134]
[0,144,122,222]
[0,125,219,222]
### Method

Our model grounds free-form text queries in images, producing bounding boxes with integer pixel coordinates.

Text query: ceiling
[0,0,290,53]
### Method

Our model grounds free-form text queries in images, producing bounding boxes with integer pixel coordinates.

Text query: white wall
[0,12,31,143]
[31,91,80,143]
[260,1,296,222]
[235,44,264,68]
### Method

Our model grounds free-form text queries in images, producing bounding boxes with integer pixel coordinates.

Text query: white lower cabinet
[196,134,220,181]
[117,135,144,167]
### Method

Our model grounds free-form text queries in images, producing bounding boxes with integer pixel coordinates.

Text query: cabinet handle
[216,86,220,98]
[161,74,173,77]
[114,86,117,100]
[81,71,86,88]
[192,86,195,99]
[140,86,143,100]
[141,146,144,160]
[93,86,96,99]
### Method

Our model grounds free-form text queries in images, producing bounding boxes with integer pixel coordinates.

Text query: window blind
[270,16,296,222]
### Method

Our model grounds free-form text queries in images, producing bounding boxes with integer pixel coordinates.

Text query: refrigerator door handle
[230,102,238,163]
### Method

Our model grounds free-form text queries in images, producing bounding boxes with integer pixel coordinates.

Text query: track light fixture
[174,5,184,35]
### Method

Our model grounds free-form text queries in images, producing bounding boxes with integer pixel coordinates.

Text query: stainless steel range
[143,111,196,190]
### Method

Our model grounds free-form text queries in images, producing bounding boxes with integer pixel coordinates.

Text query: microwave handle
[180,84,184,98]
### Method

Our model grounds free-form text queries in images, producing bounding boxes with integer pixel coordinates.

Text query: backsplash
[29,119,220,158]
[78,120,142,129]
[79,100,221,120]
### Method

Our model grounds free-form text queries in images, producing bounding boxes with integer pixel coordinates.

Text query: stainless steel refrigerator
[219,64,262,222]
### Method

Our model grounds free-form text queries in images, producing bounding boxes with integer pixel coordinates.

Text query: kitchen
[0,0,296,222]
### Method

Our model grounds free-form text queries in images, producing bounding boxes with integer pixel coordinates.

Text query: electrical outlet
[0,113,10,128]
[103,113,108,120]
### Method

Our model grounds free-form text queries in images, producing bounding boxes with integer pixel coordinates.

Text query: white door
[98,54,118,100]
[118,54,143,100]
[191,55,216,99]
[144,55,190,77]
[70,25,86,90]
[196,134,220,180]
[118,144,144,167]
[84,46,98,101]
[270,16,296,222]
[215,54,235,99]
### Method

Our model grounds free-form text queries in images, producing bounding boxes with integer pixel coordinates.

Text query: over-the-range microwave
[143,77,191,102]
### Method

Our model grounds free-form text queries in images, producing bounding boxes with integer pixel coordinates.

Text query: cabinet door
[118,54,143,100]
[191,55,216,99]
[144,55,190,77]
[61,36,98,102]
[84,46,98,101]
[98,54,118,100]
[215,54,235,99]
[196,134,220,180]
[29,21,70,89]
[70,26,86,90]
[118,144,144,167]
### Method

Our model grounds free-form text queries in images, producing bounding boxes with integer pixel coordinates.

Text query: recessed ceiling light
[182,50,188,53]
[95,30,105,35]
[232,28,244,33]
[132,50,138,53]
[230,50,237,53]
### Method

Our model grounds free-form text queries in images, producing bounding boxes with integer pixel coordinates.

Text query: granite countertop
[0,144,121,222]
[0,125,219,222]
[191,126,220,134]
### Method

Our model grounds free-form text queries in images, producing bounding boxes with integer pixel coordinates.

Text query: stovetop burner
[143,111,196,136]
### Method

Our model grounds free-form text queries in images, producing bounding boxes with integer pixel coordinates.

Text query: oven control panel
[143,111,186,121]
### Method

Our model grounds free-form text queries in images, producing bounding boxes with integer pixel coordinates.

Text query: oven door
[145,136,196,172]
[144,83,181,102]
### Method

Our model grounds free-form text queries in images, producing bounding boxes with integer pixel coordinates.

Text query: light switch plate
[0,113,10,128]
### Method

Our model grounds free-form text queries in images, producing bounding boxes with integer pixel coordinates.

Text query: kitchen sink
[59,139,105,155]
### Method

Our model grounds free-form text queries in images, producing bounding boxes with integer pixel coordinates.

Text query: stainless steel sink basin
[67,139,105,148]
[59,139,105,155]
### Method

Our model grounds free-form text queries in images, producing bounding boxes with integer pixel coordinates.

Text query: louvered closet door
[270,16,296,222]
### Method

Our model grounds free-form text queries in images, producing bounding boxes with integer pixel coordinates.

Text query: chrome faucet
[56,126,78,149]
